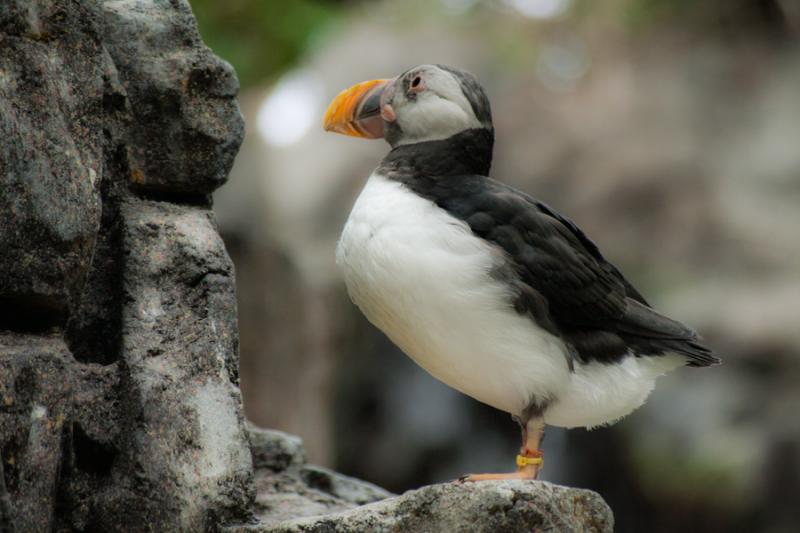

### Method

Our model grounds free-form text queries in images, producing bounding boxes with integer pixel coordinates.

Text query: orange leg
[459,418,545,482]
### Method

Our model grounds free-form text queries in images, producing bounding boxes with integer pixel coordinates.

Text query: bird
[322,64,720,481]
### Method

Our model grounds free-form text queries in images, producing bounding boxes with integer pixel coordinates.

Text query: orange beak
[323,78,391,139]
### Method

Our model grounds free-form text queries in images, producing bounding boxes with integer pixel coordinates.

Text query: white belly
[337,173,679,427]
[336,174,571,416]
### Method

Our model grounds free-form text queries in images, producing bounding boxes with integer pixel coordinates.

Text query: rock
[230,480,612,533]
[0,461,12,533]
[245,424,394,526]
[120,199,241,382]
[300,465,394,507]
[80,199,252,530]
[249,426,307,472]
[101,0,244,194]
[51,204,252,532]
[0,333,74,532]
[0,0,103,319]
[243,413,610,533]
[1,0,253,530]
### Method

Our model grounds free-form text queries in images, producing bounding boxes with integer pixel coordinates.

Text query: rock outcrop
[245,425,394,525]
[253,481,613,533]
[1,0,249,530]
[231,425,613,533]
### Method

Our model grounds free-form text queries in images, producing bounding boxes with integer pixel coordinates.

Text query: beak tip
[322,112,334,132]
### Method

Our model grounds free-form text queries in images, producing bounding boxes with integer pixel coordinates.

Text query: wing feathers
[388,171,719,367]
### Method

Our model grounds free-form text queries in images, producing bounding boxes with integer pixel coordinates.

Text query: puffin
[323,64,720,481]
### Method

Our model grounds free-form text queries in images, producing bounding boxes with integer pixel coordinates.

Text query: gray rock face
[101,0,244,194]
[0,0,104,318]
[0,333,73,532]
[107,199,251,529]
[250,427,308,473]
[121,199,241,382]
[1,0,250,530]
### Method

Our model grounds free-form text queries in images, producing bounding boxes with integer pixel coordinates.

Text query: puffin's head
[323,64,492,147]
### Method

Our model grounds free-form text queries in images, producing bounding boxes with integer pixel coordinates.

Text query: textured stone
[0,0,103,318]
[87,199,253,530]
[1,2,615,532]
[238,424,611,532]
[121,199,241,378]
[250,426,307,472]
[300,465,394,507]
[50,201,253,532]
[1,0,253,530]
[0,333,74,532]
[101,0,244,194]
[231,479,612,533]
[244,425,393,526]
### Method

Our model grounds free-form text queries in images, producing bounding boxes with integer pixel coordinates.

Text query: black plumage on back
[378,129,720,368]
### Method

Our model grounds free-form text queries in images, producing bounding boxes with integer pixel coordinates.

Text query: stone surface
[101,199,252,530]
[250,427,307,472]
[121,199,241,381]
[50,198,254,531]
[1,0,252,530]
[300,465,394,507]
[0,333,74,532]
[101,0,244,194]
[235,425,610,533]
[234,477,612,533]
[244,425,394,526]
[0,0,103,319]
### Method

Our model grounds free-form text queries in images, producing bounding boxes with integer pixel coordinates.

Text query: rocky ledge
[230,425,613,533]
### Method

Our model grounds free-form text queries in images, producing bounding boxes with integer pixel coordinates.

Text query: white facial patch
[394,66,483,145]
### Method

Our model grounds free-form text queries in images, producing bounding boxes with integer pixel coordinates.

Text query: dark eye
[411,75,422,88]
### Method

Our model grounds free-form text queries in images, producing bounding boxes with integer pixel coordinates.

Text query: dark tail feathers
[618,299,721,367]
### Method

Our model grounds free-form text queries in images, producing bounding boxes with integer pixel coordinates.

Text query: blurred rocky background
[196,1,800,532]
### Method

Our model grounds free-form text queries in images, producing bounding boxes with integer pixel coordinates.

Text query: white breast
[336,173,571,416]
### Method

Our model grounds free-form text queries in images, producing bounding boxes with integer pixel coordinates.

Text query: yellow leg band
[516,454,543,468]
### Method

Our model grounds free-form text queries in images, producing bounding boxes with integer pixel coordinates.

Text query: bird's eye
[411,75,422,88]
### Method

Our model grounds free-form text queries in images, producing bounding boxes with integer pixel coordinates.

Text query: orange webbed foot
[456,452,542,483]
